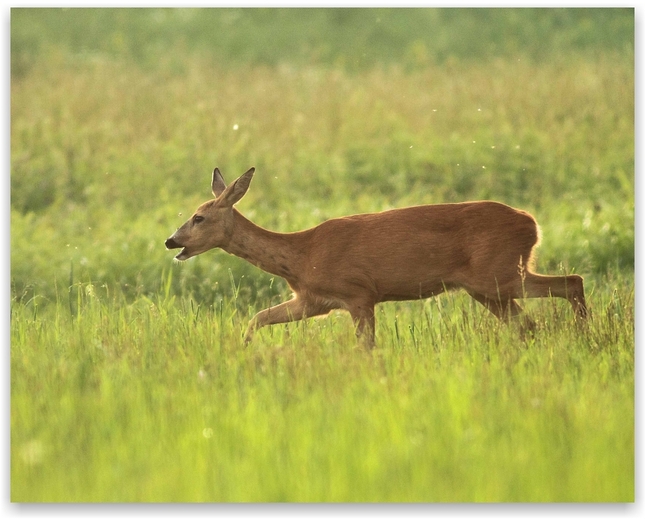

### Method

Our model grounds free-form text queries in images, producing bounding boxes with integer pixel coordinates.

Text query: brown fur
[166,168,587,348]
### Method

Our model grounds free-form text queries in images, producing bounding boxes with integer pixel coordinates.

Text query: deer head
[165,167,255,260]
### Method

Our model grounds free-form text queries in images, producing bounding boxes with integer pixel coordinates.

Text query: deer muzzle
[165,237,182,250]
[165,236,191,260]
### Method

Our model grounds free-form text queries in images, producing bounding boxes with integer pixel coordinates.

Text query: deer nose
[165,237,181,249]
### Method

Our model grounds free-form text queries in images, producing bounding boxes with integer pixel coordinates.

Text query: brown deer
[165,167,587,348]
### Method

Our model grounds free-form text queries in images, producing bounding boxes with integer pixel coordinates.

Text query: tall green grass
[10,8,634,502]
[11,278,634,502]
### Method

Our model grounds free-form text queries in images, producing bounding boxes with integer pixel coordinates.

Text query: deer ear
[212,168,227,197]
[219,167,255,207]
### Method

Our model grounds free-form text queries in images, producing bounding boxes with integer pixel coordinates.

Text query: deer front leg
[244,296,331,344]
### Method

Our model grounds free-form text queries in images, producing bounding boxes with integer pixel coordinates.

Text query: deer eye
[193,215,205,224]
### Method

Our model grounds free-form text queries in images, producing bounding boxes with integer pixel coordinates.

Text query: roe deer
[165,167,587,348]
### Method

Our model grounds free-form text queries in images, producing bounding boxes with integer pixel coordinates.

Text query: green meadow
[10,8,634,502]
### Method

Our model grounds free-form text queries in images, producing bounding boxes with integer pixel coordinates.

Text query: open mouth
[174,248,190,261]
[165,237,189,260]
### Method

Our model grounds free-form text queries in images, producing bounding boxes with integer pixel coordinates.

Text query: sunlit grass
[11,277,633,502]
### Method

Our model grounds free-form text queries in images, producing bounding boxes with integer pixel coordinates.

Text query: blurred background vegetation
[10,8,634,307]
[11,8,634,73]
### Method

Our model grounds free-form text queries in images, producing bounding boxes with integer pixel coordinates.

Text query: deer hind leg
[244,295,333,344]
[346,300,376,349]
[520,272,587,319]
[468,291,537,332]
[468,291,523,320]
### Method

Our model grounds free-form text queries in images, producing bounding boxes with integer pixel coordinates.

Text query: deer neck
[221,210,307,281]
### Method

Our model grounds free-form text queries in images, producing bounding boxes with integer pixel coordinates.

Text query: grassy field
[10,8,634,502]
